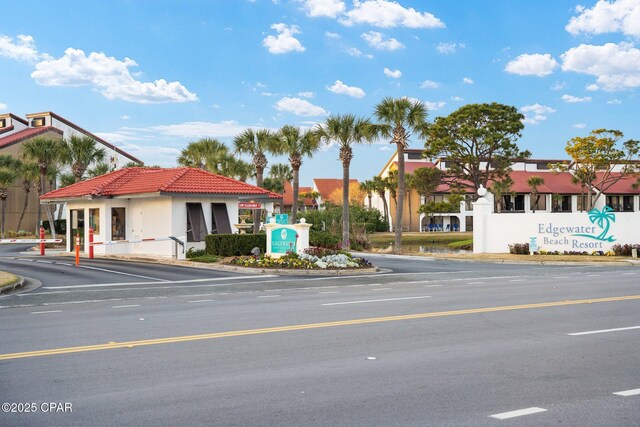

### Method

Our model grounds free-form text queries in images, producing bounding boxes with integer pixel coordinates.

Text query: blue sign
[271,227,297,254]
[275,214,289,225]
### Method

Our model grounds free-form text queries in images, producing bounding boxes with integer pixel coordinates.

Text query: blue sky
[1,0,639,186]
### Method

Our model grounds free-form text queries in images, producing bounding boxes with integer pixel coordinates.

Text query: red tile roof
[313,178,359,200]
[41,167,282,200]
[505,171,584,194]
[596,172,640,194]
[392,161,436,173]
[282,181,315,206]
[0,126,63,148]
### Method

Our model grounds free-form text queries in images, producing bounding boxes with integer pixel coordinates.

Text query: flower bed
[227,248,372,270]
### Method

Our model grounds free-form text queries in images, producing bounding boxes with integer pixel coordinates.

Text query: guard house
[40,167,281,258]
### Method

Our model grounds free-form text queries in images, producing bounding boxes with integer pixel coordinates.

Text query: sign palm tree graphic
[574,206,616,242]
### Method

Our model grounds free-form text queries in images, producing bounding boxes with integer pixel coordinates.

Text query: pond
[372,243,471,254]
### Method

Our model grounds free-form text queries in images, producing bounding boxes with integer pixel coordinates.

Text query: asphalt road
[0,248,638,426]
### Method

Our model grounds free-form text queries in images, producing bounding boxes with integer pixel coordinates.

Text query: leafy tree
[0,155,21,238]
[60,135,106,182]
[178,138,230,172]
[373,97,430,252]
[21,137,64,236]
[551,129,639,209]
[234,129,281,233]
[262,177,285,194]
[412,166,443,202]
[124,161,144,168]
[274,126,320,223]
[425,102,530,193]
[314,114,375,250]
[490,177,514,213]
[268,163,293,183]
[527,176,545,213]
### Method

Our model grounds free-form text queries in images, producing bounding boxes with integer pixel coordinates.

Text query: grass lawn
[0,271,18,288]
[370,232,473,246]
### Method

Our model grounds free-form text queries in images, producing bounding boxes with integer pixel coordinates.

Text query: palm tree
[527,176,545,213]
[373,97,430,253]
[275,126,321,223]
[360,179,375,209]
[490,177,514,214]
[405,172,416,230]
[16,162,39,232]
[371,175,390,225]
[21,137,64,236]
[269,163,294,184]
[234,129,281,233]
[314,114,375,249]
[386,170,399,207]
[87,162,111,178]
[0,155,21,238]
[178,138,230,172]
[60,135,107,182]
[221,157,255,182]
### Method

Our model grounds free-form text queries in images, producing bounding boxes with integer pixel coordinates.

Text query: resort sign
[270,227,298,254]
[536,207,616,251]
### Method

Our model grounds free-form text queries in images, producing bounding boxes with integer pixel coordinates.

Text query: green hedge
[205,234,266,256]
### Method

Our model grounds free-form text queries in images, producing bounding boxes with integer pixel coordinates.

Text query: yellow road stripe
[2,294,639,361]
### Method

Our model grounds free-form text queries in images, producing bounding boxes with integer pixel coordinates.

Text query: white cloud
[274,97,327,116]
[0,34,48,62]
[31,47,197,103]
[573,123,587,129]
[121,115,131,120]
[340,0,445,29]
[325,31,341,39]
[300,0,346,18]
[561,42,640,91]
[436,42,465,54]
[327,80,366,98]
[505,53,558,77]
[383,67,402,78]
[424,101,446,110]
[451,96,464,101]
[0,102,7,111]
[361,31,404,50]
[379,145,392,151]
[607,98,622,104]
[520,104,556,124]
[298,91,315,98]
[566,0,640,37]
[151,121,259,138]
[551,81,568,90]
[262,23,305,54]
[561,94,592,103]
[462,77,474,84]
[420,80,440,89]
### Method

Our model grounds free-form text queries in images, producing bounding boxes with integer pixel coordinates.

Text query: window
[501,194,525,212]
[577,195,589,212]
[31,117,46,127]
[606,195,634,212]
[552,195,572,212]
[0,118,5,128]
[464,195,475,211]
[536,162,550,170]
[531,194,546,211]
[186,203,208,242]
[427,194,446,203]
[407,152,422,160]
[211,203,232,234]
[89,208,100,233]
[111,208,126,240]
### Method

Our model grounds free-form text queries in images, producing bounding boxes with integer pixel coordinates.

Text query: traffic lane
[1,299,638,426]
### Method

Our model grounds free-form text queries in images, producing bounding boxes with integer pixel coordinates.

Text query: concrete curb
[0,276,25,295]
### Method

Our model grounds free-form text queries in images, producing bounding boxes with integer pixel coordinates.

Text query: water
[374,243,471,254]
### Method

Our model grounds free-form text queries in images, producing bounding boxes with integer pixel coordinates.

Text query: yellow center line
[2,294,639,361]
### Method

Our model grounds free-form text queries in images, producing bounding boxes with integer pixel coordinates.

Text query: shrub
[206,234,266,256]
[612,243,640,257]
[508,243,530,255]
[309,230,340,249]
[186,248,207,259]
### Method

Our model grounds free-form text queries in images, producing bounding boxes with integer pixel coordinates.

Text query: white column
[473,186,492,254]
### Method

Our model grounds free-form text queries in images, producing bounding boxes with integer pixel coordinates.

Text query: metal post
[75,235,80,266]
[39,227,45,256]
[89,227,94,259]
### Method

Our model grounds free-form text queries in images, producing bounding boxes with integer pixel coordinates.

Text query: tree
[87,162,111,178]
[21,137,64,236]
[60,135,107,182]
[262,177,285,195]
[490,177,514,213]
[425,103,530,193]
[16,162,39,232]
[178,138,230,172]
[326,182,366,206]
[371,175,390,224]
[412,166,443,202]
[360,179,375,208]
[552,129,639,210]
[374,97,430,253]
[405,173,416,230]
[385,170,399,208]
[0,155,21,238]
[527,176,545,213]
[234,129,281,233]
[314,115,375,250]
[269,163,293,183]
[275,126,321,223]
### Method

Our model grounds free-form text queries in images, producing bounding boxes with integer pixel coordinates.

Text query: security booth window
[186,203,208,242]
[89,208,100,233]
[111,208,126,240]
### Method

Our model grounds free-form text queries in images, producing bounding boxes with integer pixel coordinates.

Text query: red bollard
[88,227,94,259]
[75,235,80,266]
[39,226,45,256]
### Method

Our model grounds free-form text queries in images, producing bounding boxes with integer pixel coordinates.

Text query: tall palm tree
[527,176,545,213]
[234,129,281,233]
[371,175,390,225]
[360,179,375,209]
[178,138,230,172]
[16,161,39,232]
[60,135,107,182]
[405,172,416,230]
[275,125,321,223]
[269,163,294,184]
[21,137,64,236]
[373,97,430,252]
[87,162,111,178]
[314,114,375,249]
[0,155,21,238]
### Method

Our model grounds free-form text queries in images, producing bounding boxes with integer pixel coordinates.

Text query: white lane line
[319,291,340,294]
[322,296,431,306]
[304,271,474,281]
[75,265,169,281]
[44,275,277,289]
[490,407,547,420]
[30,310,62,315]
[424,285,443,288]
[371,288,392,291]
[36,260,54,264]
[555,276,569,279]
[258,295,280,299]
[613,388,640,397]
[369,283,383,286]
[509,279,525,282]
[112,304,140,309]
[622,272,636,275]
[568,325,640,336]
[467,281,484,284]
[187,299,215,303]
[587,274,601,277]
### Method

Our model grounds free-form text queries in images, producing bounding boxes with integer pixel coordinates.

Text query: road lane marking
[490,407,547,420]
[112,305,140,309]
[258,295,280,299]
[555,276,569,279]
[613,388,640,396]
[43,275,277,289]
[568,325,640,336]
[75,265,169,281]
[587,274,601,277]
[371,288,392,291]
[322,296,432,306]
[319,291,340,294]
[467,281,484,284]
[30,310,62,315]
[187,300,215,303]
[2,294,640,361]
